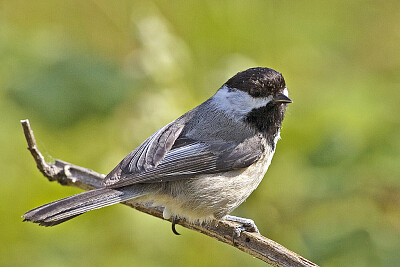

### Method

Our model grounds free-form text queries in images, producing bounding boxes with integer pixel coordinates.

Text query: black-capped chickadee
[23,67,292,235]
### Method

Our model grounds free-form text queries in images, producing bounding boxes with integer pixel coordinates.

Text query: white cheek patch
[283,87,289,97]
[211,85,272,119]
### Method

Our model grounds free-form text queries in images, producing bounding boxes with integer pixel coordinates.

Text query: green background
[1,1,399,266]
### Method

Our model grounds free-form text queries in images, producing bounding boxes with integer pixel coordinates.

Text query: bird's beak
[273,93,292,104]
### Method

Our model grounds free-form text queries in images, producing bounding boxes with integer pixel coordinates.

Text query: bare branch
[21,119,318,267]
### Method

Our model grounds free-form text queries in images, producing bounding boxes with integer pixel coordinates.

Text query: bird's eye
[249,88,261,97]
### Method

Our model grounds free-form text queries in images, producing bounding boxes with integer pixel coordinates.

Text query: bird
[23,67,292,236]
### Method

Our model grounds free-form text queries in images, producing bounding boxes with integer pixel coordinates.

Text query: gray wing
[103,121,185,186]
[104,125,264,188]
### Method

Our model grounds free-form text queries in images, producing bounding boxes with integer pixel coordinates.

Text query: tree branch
[21,119,318,267]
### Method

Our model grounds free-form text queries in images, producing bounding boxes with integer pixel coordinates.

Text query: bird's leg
[224,215,259,238]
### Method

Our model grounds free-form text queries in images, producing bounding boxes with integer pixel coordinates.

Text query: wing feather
[103,121,184,186]
[104,130,264,188]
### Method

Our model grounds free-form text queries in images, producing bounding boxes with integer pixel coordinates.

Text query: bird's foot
[224,215,259,241]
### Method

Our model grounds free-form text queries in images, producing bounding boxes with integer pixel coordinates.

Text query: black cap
[225,67,286,98]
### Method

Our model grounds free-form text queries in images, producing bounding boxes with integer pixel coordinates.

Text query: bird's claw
[233,221,259,238]
[171,216,181,235]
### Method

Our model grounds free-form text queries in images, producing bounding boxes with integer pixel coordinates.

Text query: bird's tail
[23,186,145,226]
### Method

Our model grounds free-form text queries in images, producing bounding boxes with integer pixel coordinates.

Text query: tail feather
[23,186,144,226]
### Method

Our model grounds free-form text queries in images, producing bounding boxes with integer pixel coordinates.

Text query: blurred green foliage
[0,1,399,266]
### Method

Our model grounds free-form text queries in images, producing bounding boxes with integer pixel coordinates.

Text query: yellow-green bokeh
[1,1,399,266]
